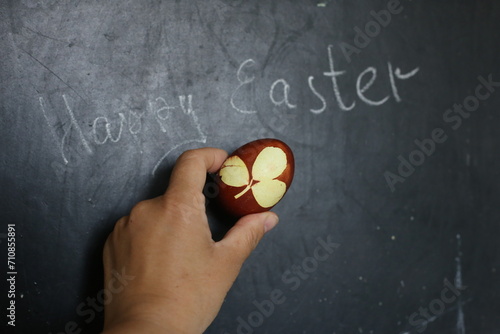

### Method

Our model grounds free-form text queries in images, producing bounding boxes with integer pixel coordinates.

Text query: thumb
[218,211,279,264]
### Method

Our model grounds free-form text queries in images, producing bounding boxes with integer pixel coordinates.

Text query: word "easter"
[230,45,419,115]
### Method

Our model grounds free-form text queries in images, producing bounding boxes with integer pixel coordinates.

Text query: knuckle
[116,215,129,225]
[113,216,129,231]
[128,200,154,225]
[130,199,151,215]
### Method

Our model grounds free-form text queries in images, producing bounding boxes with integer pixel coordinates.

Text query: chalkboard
[1,0,500,333]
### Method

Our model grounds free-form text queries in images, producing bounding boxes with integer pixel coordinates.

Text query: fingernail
[264,213,279,233]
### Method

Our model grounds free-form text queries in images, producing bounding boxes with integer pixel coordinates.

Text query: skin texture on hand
[101,148,279,334]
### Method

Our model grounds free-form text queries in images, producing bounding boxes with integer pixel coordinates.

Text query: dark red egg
[215,138,294,217]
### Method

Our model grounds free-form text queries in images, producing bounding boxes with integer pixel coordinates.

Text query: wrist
[102,317,191,334]
[102,296,207,334]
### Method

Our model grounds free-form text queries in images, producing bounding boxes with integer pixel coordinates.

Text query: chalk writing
[39,95,93,165]
[154,97,176,132]
[388,62,420,102]
[307,76,327,114]
[40,93,206,177]
[128,109,145,135]
[153,95,195,133]
[38,45,420,180]
[230,45,420,114]
[324,44,356,111]
[92,114,126,145]
[230,59,257,114]
[356,67,390,106]
[150,94,207,175]
[62,95,93,155]
[270,79,297,109]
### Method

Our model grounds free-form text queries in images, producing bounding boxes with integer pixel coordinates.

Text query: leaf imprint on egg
[219,147,288,208]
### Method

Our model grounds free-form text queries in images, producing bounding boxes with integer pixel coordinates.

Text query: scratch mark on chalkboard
[457,304,465,334]
[408,299,471,334]
[194,3,238,68]
[7,32,22,73]
[262,14,315,72]
[24,25,67,44]
[398,234,470,334]
[39,97,69,164]
[17,47,89,104]
[455,234,466,334]
[261,21,280,72]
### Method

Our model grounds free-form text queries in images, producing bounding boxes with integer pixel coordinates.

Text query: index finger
[165,147,228,196]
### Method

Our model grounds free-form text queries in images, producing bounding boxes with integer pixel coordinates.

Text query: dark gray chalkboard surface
[1,0,499,333]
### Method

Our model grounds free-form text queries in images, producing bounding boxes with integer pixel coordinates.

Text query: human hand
[101,148,279,334]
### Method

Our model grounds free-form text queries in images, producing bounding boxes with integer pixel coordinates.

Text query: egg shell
[215,138,295,217]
